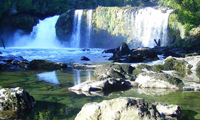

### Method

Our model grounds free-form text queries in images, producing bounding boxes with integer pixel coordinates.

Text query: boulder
[155,103,182,118]
[163,57,187,71]
[81,56,90,61]
[114,42,130,57]
[183,82,200,91]
[94,64,135,80]
[0,55,29,70]
[0,87,35,112]
[69,78,132,93]
[135,72,184,89]
[55,10,73,41]
[82,48,90,51]
[29,59,67,70]
[125,47,159,63]
[75,97,182,120]
[107,42,130,61]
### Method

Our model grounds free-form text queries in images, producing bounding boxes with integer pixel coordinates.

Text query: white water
[132,7,172,47]
[14,15,62,48]
[70,10,83,48]
[86,10,93,48]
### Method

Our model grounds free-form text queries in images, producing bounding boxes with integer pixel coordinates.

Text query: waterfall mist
[14,15,62,48]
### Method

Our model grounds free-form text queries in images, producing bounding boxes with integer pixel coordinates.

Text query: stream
[0,48,200,120]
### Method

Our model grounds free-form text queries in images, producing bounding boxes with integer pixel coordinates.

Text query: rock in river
[135,72,184,89]
[0,87,35,112]
[75,97,182,120]
[69,78,132,92]
[29,59,67,70]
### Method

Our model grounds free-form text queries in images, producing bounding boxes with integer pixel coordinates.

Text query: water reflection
[73,70,92,85]
[37,71,59,84]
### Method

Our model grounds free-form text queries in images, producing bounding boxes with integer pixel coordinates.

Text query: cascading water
[14,15,61,48]
[86,10,93,48]
[132,7,172,47]
[70,10,83,48]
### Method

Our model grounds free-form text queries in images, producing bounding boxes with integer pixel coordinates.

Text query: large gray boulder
[0,87,35,112]
[69,78,132,93]
[75,97,182,120]
[135,72,184,89]
[94,64,134,80]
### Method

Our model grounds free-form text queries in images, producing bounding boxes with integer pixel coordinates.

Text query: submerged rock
[0,52,2,54]
[75,97,182,120]
[0,87,35,114]
[135,72,184,89]
[29,59,67,70]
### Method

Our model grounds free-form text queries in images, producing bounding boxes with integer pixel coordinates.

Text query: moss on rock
[163,57,186,71]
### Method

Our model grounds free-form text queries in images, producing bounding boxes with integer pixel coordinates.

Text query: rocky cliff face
[56,6,172,48]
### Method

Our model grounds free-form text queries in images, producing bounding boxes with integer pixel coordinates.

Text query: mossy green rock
[135,72,184,89]
[94,64,135,80]
[29,59,67,70]
[163,57,186,71]
[0,87,35,112]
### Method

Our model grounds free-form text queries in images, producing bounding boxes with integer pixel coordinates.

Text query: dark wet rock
[0,55,29,70]
[29,59,67,70]
[81,56,90,61]
[106,42,130,61]
[135,72,184,90]
[114,42,130,57]
[73,63,101,70]
[153,47,185,57]
[55,10,73,41]
[75,97,182,120]
[0,87,35,112]
[82,48,90,51]
[105,43,159,63]
[125,47,159,63]
[69,78,132,92]
[94,64,135,80]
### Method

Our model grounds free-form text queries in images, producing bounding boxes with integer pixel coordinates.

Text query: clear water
[0,69,200,120]
[0,47,112,64]
[0,48,200,120]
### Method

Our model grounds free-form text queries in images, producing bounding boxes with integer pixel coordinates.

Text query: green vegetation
[159,0,200,40]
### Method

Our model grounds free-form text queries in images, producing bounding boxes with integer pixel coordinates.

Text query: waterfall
[132,7,172,47]
[86,10,93,48]
[14,15,61,48]
[70,10,83,48]
[68,7,172,48]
